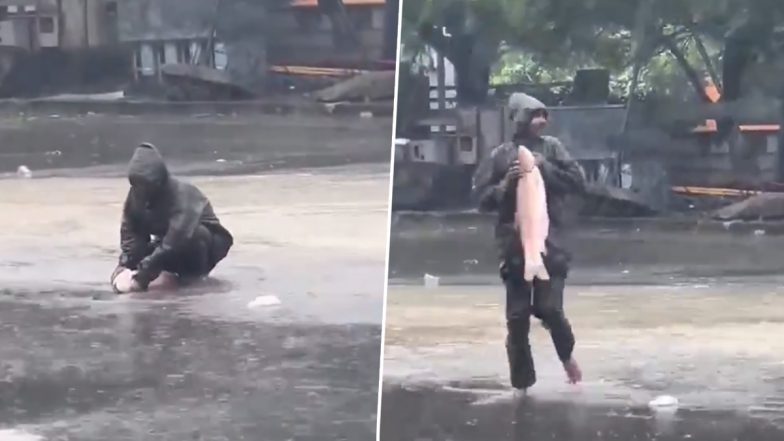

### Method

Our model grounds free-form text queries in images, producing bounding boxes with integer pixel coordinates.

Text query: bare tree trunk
[418,24,489,105]
[622,0,653,133]
[691,31,720,90]
[662,36,711,103]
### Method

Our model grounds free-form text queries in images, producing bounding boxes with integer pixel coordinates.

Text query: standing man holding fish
[472,92,586,391]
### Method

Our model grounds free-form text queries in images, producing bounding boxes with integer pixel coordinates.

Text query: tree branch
[690,30,721,90]
[661,34,711,102]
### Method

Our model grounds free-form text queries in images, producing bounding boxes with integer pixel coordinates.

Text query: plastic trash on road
[16,165,32,179]
[0,429,44,441]
[424,273,440,289]
[248,295,282,308]
[648,395,679,410]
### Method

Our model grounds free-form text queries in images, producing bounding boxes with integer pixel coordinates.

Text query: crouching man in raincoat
[111,143,233,293]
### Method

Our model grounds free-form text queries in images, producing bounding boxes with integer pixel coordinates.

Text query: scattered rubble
[314,70,396,103]
[712,193,784,221]
[580,184,659,217]
[161,64,255,101]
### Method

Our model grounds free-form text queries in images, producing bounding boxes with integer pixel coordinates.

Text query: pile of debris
[311,70,396,103]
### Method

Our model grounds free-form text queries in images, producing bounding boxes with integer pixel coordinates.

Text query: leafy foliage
[402,0,784,102]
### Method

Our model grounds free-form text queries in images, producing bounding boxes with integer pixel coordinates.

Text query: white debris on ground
[16,165,32,179]
[424,273,440,289]
[0,429,44,441]
[648,395,679,410]
[248,295,282,308]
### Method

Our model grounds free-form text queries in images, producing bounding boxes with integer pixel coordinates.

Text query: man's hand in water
[111,266,144,293]
[129,278,143,292]
[111,265,125,283]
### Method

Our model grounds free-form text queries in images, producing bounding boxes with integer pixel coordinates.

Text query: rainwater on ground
[0,164,389,440]
[381,278,784,440]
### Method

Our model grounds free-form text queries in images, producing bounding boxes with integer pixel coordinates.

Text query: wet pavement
[381,274,784,440]
[380,385,784,441]
[0,163,389,440]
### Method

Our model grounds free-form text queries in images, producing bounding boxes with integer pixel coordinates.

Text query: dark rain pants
[143,225,232,280]
[501,239,575,389]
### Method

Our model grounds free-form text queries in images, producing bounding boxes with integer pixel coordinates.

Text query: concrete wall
[119,0,268,88]
[117,0,216,42]
[59,0,115,48]
[0,0,116,49]
[59,0,87,47]
[666,131,781,187]
[0,18,31,48]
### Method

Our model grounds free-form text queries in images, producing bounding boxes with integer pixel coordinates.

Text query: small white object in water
[424,273,440,289]
[248,295,282,308]
[216,158,227,163]
[648,395,679,410]
[754,229,766,236]
[360,111,374,119]
[16,165,32,179]
[0,429,44,441]
[112,268,177,293]
[112,268,136,293]
[620,163,633,189]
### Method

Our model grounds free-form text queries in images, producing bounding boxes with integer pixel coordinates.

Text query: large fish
[111,268,179,293]
[515,145,550,282]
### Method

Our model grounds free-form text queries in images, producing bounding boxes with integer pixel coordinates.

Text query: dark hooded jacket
[118,143,233,279]
[471,93,585,257]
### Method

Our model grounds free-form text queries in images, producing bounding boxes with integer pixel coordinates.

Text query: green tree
[402,0,784,105]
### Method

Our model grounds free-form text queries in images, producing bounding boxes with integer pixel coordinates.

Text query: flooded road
[381,280,784,440]
[381,385,784,441]
[0,164,389,440]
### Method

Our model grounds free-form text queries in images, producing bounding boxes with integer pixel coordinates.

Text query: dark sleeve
[134,187,208,287]
[471,146,507,212]
[538,138,586,195]
[119,189,149,269]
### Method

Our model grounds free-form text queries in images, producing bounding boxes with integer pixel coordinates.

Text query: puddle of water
[384,283,784,417]
[381,385,784,441]
[0,167,389,325]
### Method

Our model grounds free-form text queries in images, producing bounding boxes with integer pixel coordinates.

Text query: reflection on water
[0,166,388,439]
[381,386,784,441]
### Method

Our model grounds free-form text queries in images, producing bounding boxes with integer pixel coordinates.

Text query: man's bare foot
[563,358,582,384]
